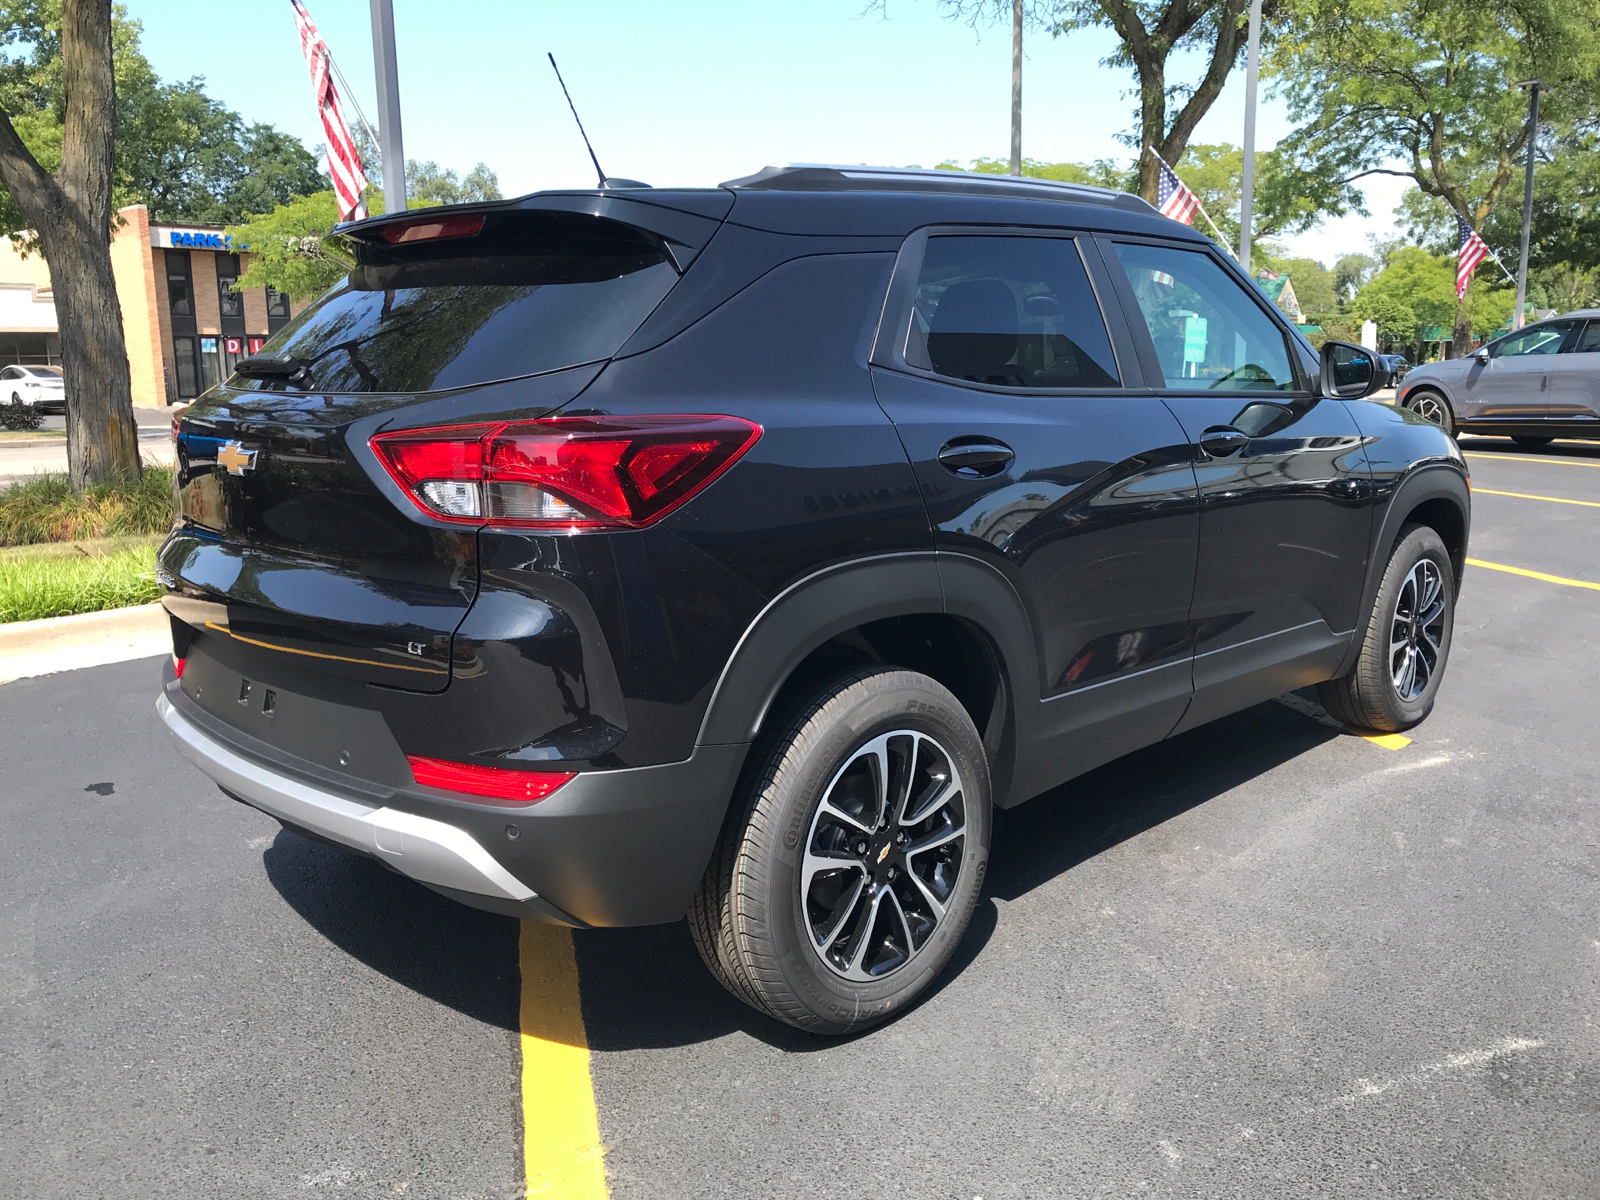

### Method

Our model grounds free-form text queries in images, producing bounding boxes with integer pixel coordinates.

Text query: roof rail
[719,163,1157,214]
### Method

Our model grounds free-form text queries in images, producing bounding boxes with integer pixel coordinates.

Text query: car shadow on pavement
[262,830,522,1033]
[263,696,1337,1050]
[1456,436,1600,459]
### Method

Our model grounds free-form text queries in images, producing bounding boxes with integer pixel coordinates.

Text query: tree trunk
[1136,64,1167,203]
[0,0,139,490]
[40,211,139,486]
[1450,298,1473,359]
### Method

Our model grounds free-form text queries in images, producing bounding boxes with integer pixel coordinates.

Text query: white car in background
[1,364,66,414]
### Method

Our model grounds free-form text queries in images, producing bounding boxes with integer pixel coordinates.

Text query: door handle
[937,438,1014,478]
[1198,426,1250,458]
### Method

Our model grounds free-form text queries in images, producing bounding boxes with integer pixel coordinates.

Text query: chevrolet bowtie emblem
[217,440,258,476]
[877,843,891,864]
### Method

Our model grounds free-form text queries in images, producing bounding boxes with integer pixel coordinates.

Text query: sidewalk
[0,407,175,484]
[0,603,169,685]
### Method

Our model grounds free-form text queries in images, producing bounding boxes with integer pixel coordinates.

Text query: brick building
[0,203,308,407]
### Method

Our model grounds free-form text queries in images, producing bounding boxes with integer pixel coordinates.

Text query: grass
[0,467,174,546]
[0,538,163,622]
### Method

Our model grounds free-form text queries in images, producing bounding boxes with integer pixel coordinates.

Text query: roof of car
[719,164,1157,214]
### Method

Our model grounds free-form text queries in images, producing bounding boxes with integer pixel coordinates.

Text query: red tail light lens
[407,755,573,806]
[379,213,486,243]
[371,415,761,530]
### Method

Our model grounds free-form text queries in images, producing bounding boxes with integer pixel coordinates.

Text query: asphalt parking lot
[3,436,1598,1199]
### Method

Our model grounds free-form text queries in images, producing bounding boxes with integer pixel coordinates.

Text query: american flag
[291,0,369,223]
[1456,215,1488,300]
[1154,154,1201,226]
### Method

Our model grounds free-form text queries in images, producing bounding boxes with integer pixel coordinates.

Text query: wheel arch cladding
[1334,463,1470,680]
[695,553,1028,805]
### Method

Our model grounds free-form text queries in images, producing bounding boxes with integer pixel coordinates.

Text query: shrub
[0,399,45,431]
[0,541,162,621]
[0,467,175,546]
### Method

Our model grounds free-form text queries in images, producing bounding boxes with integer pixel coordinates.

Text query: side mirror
[1320,340,1389,399]
[1474,347,1491,365]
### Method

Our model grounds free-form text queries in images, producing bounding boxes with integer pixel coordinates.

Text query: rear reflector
[379,213,486,243]
[407,755,574,805]
[173,655,187,679]
[371,415,761,530]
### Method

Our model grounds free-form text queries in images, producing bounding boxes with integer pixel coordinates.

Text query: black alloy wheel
[690,667,991,1034]
[1317,523,1455,732]
[1405,389,1454,436]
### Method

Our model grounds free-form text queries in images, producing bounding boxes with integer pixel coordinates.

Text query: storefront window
[167,251,193,318]
[216,253,243,319]
[173,336,199,398]
[265,286,291,333]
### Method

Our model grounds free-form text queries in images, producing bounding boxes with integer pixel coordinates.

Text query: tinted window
[1111,242,1298,391]
[1576,322,1600,353]
[1492,320,1574,357]
[167,250,193,318]
[905,236,1119,388]
[0,368,15,380]
[216,253,243,318]
[249,213,679,394]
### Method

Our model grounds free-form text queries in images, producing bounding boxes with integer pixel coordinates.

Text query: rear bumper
[158,683,750,927]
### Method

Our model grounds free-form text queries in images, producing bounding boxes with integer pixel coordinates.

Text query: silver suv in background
[1397,310,1600,447]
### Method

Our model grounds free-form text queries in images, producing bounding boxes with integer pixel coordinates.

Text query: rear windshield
[240,211,678,394]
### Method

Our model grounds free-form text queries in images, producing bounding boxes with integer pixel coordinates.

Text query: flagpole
[1146,147,1238,261]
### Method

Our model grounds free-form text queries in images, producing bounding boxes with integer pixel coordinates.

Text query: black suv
[158,165,1468,1034]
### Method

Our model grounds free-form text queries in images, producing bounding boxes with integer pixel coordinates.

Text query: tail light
[407,755,573,805]
[371,415,761,530]
[172,654,187,679]
[379,213,485,243]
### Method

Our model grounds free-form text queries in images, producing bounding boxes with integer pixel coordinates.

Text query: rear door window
[905,235,1120,389]
[1110,241,1299,392]
[1575,322,1600,353]
[248,212,680,394]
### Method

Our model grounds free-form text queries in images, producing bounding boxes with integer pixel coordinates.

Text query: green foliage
[1269,0,1598,233]
[1333,254,1377,306]
[0,539,161,621]
[1351,247,1513,345]
[1254,246,1337,314]
[0,398,43,430]
[227,191,354,302]
[0,1,324,235]
[0,468,174,546]
[947,156,1134,190]
[1530,264,1599,313]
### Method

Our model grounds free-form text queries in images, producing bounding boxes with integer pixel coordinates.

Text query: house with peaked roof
[1254,271,1302,323]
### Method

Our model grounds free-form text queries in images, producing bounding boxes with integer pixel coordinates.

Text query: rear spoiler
[335,190,735,273]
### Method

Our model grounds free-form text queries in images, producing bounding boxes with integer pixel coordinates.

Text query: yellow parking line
[1473,487,1600,509]
[1465,451,1600,468]
[1364,733,1413,750]
[1466,557,1600,591]
[520,922,609,1198]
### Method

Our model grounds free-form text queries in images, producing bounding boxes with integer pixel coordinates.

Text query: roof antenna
[548,53,607,187]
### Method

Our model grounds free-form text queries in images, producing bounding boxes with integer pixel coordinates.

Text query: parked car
[1397,310,1600,445]
[1,364,65,413]
[158,165,1468,1034]
[1379,354,1410,383]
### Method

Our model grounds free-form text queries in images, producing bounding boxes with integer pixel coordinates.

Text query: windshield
[238,211,680,394]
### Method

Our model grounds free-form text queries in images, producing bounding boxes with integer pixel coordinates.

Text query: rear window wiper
[235,352,314,388]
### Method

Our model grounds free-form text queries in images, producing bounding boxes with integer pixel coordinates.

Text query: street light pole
[1238,0,1262,273]
[370,0,407,213]
[1513,79,1542,330]
[1010,0,1023,176]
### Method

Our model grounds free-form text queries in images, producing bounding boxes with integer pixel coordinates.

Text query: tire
[689,666,991,1035]
[1405,389,1454,436]
[1512,435,1554,448]
[1317,524,1454,733]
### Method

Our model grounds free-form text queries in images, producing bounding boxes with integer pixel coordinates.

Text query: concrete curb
[0,603,169,685]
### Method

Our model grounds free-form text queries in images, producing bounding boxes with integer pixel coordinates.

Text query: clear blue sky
[126,0,1408,267]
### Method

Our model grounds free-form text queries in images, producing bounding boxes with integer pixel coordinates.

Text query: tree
[0,0,138,488]
[1269,0,1599,355]
[938,155,1132,189]
[883,0,1280,202]
[1333,253,1376,307]
[1255,245,1337,314]
[1530,264,1598,313]
[1351,246,1513,356]
[227,191,352,302]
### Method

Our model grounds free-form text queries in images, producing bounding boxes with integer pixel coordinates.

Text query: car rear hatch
[162,194,730,695]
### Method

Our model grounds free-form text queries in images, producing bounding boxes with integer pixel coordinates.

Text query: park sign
[149,225,237,250]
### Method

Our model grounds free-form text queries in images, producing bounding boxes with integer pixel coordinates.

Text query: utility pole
[1010,0,1023,176]
[1238,0,1262,274]
[1513,79,1542,330]
[370,0,407,213]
